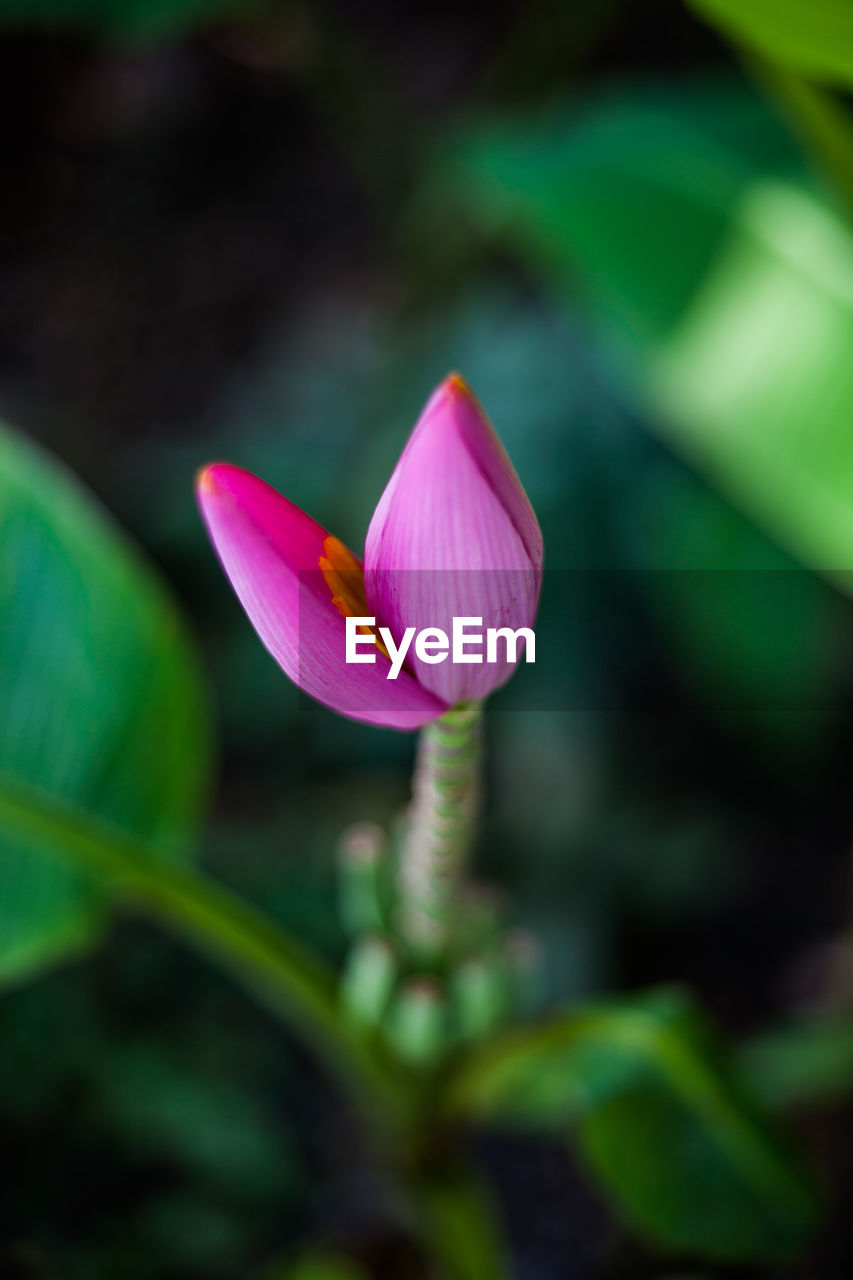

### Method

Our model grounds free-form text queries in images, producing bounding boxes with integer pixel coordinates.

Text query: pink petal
[197,464,447,730]
[364,376,543,704]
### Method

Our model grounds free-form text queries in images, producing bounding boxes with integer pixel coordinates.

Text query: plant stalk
[398,701,483,956]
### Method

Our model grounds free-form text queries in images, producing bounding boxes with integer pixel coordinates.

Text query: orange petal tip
[445,371,473,400]
[196,463,225,496]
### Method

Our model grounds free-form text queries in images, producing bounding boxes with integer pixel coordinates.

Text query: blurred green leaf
[447,89,772,344]
[752,61,853,215]
[687,0,853,88]
[739,1015,853,1109]
[92,1042,295,1194]
[631,466,849,747]
[0,775,406,1123]
[450,90,853,596]
[649,180,853,588]
[0,425,211,981]
[446,989,820,1262]
[0,0,244,41]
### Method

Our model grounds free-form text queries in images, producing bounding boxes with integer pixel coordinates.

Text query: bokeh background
[4,1,853,1277]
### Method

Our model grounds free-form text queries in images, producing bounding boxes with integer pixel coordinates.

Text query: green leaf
[687,0,853,88]
[738,1016,853,1109]
[0,775,409,1125]
[0,424,211,980]
[445,989,820,1263]
[752,61,853,215]
[631,466,849,747]
[648,181,853,588]
[449,90,853,598]
[448,89,773,347]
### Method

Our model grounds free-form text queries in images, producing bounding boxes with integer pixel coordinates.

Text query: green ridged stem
[398,701,483,957]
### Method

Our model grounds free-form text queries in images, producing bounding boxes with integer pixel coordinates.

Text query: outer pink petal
[364,375,543,704]
[197,464,447,730]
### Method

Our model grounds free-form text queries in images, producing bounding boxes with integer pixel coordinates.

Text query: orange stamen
[319,535,389,659]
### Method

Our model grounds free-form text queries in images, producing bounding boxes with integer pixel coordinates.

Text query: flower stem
[398,701,483,957]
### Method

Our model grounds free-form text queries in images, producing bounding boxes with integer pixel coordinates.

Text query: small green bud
[451,954,509,1041]
[386,977,446,1064]
[340,934,398,1026]
[336,821,388,937]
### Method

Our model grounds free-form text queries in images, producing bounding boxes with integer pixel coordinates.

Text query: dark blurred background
[3,1,853,1277]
